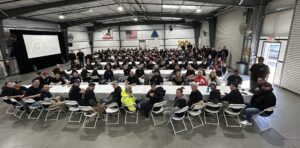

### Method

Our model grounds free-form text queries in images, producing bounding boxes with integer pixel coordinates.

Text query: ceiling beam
[184,0,268,7]
[0,0,97,19]
[93,19,187,28]
[60,12,208,27]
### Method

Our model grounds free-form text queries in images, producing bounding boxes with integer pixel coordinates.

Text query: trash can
[236,62,248,75]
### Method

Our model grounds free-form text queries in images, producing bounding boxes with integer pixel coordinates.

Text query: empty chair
[65,100,82,124]
[170,106,189,135]
[1,97,15,114]
[10,98,25,119]
[42,101,61,122]
[105,102,120,125]
[187,104,204,129]
[253,106,277,132]
[80,106,98,129]
[124,104,139,124]
[223,104,246,127]
[203,102,222,125]
[151,101,167,126]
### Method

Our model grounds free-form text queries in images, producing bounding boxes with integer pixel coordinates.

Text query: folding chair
[124,104,139,124]
[105,102,120,125]
[203,102,222,125]
[253,106,277,132]
[1,97,15,114]
[188,104,204,129]
[170,106,189,135]
[10,98,25,119]
[43,101,61,122]
[80,106,98,129]
[27,100,43,120]
[223,104,246,127]
[151,101,167,126]
[65,100,82,124]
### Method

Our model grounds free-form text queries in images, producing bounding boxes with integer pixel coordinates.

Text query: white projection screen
[23,35,61,59]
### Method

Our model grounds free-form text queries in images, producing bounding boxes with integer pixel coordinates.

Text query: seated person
[207,71,221,86]
[249,77,264,94]
[121,86,138,112]
[102,65,114,83]
[33,72,44,88]
[123,64,131,77]
[68,80,85,105]
[149,69,163,85]
[125,71,140,85]
[158,60,167,69]
[81,67,91,82]
[90,67,100,82]
[172,71,184,85]
[185,65,195,82]
[72,60,82,70]
[187,82,203,108]
[135,64,145,78]
[221,82,244,108]
[43,71,53,85]
[50,73,66,85]
[103,81,122,107]
[9,82,30,114]
[191,59,199,70]
[141,83,166,118]
[227,69,243,86]
[52,64,61,74]
[70,70,82,84]
[168,60,176,70]
[85,60,94,70]
[163,87,187,119]
[0,82,14,104]
[241,82,276,126]
[194,70,207,86]
[53,64,69,80]
[40,85,66,111]
[25,79,42,107]
[199,60,208,69]
[83,82,105,114]
[206,82,221,103]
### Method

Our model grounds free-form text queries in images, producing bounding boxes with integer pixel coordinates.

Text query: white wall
[68,26,91,55]
[215,8,247,67]
[200,21,210,47]
[3,18,60,31]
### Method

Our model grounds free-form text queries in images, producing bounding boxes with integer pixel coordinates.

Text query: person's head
[208,55,212,59]
[32,79,40,88]
[197,70,203,77]
[176,87,184,97]
[43,71,49,77]
[229,82,238,91]
[129,71,135,77]
[4,82,12,88]
[34,72,41,77]
[88,82,96,90]
[55,73,61,79]
[262,82,273,92]
[137,64,142,69]
[187,64,192,70]
[56,64,61,69]
[175,70,181,77]
[258,57,264,65]
[191,82,198,92]
[14,81,22,90]
[43,85,50,92]
[174,64,180,70]
[153,69,160,76]
[209,82,217,90]
[72,70,79,77]
[209,71,216,78]
[125,85,132,94]
[111,81,118,89]
[150,82,156,90]
[257,77,264,85]
[233,69,239,76]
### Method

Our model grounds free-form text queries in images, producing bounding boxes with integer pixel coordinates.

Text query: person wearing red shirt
[194,70,207,86]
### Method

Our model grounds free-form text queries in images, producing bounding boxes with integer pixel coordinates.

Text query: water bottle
[206,86,210,93]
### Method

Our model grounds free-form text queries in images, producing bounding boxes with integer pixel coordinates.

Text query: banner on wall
[102,33,113,40]
[126,30,137,39]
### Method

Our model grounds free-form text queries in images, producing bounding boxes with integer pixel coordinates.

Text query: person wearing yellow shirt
[121,86,138,112]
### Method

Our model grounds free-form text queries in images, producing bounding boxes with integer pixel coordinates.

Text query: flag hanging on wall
[125,30,137,39]
[151,30,159,38]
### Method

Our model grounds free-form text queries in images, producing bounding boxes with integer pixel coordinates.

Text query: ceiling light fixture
[118,6,124,11]
[58,15,65,19]
[196,8,202,13]
[133,18,138,21]
[162,5,180,9]
[87,9,94,13]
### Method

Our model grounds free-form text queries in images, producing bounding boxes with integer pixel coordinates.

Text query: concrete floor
[0,64,300,148]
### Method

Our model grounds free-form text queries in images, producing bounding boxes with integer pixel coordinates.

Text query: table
[94,61,202,66]
[25,85,253,103]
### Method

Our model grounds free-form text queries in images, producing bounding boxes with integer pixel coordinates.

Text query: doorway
[139,40,146,49]
[262,42,281,84]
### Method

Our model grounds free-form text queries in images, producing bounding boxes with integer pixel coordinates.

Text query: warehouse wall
[68,26,91,55]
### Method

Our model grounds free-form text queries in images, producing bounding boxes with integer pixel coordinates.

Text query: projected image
[23,35,61,59]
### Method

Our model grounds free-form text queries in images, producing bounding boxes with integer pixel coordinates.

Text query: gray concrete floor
[0,64,300,148]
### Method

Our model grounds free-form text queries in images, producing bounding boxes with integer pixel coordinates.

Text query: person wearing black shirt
[70,70,82,84]
[164,87,187,119]
[227,69,243,86]
[191,60,199,70]
[81,67,91,82]
[26,79,41,101]
[141,83,165,118]
[249,57,270,89]
[241,82,276,126]
[77,49,85,67]
[123,65,131,76]
[52,64,61,75]
[83,83,105,113]
[10,82,30,113]
[43,71,53,85]
[207,82,221,103]
[69,80,85,105]
[199,60,208,69]
[102,65,114,83]
[149,69,163,85]
[172,71,184,85]
[221,83,244,106]
[41,85,66,110]
[250,77,264,95]
[103,81,122,107]
[0,82,14,99]
[91,67,100,82]
[33,72,44,89]
[222,46,229,62]
[68,50,76,66]
[126,71,140,85]
[51,73,66,85]
[135,64,145,78]
[187,83,203,108]
[185,65,195,83]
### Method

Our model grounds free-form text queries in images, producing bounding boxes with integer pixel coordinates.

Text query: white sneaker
[240,120,253,126]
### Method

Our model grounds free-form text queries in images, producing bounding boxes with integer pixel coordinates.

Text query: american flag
[126,30,137,39]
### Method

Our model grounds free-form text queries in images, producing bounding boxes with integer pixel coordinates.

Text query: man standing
[77,49,85,67]
[222,46,229,62]
[68,50,76,67]
[249,57,270,89]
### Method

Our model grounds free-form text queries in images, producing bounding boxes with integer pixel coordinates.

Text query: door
[262,42,281,84]
[139,40,146,49]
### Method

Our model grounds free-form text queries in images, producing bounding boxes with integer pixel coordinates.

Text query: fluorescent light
[118,6,123,11]
[58,15,65,19]
[161,17,182,20]
[180,5,197,9]
[133,18,138,21]
[162,5,180,9]
[196,8,202,13]
[87,9,93,13]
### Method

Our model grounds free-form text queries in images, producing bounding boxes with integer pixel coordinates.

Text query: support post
[118,25,122,49]
[193,21,202,48]
[87,26,94,54]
